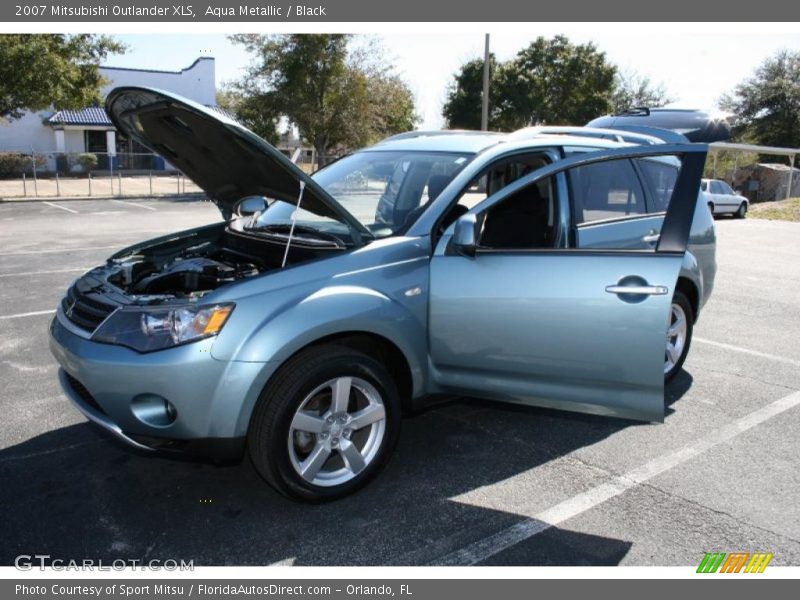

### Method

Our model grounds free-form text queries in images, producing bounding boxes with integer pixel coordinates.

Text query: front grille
[61,283,117,333]
[64,372,107,416]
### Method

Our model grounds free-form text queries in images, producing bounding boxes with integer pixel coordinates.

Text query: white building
[0,57,219,171]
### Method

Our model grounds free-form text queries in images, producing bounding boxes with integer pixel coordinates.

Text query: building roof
[49,104,237,128]
[48,107,112,127]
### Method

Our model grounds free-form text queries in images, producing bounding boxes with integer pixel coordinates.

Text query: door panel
[576,215,664,250]
[429,252,680,421]
[428,144,707,422]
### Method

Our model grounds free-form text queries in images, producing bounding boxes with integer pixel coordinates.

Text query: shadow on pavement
[0,373,692,566]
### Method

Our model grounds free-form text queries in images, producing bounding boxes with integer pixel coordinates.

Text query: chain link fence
[0,151,203,199]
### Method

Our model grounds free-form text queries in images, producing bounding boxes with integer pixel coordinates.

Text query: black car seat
[480,185,548,249]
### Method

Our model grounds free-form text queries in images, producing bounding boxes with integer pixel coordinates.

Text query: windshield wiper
[248,223,347,249]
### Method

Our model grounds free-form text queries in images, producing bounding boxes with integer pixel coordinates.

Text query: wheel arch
[288,331,415,412]
[675,275,700,321]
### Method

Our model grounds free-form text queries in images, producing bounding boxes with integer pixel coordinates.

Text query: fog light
[131,394,178,427]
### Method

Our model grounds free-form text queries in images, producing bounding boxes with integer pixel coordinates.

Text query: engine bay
[102,224,344,300]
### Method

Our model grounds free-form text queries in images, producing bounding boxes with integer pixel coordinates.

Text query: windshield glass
[310,150,472,237]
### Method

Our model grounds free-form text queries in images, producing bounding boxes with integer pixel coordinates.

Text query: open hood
[105,87,370,241]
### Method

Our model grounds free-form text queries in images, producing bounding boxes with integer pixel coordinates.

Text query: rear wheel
[736,202,747,219]
[665,291,694,382]
[707,202,715,217]
[248,345,400,502]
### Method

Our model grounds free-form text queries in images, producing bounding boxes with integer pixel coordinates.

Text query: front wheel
[736,202,747,219]
[664,291,694,382]
[248,345,400,502]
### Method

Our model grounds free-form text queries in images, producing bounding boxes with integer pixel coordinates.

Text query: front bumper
[50,313,278,461]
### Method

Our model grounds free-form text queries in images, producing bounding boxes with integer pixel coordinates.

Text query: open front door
[428,145,707,422]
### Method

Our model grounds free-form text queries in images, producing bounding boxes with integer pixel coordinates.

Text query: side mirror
[452,213,478,256]
[235,195,268,217]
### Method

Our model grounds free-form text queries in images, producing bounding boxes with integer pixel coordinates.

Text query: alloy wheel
[665,302,688,374]
[287,376,387,487]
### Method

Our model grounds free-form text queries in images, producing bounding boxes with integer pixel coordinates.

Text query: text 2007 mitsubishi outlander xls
[50,88,715,501]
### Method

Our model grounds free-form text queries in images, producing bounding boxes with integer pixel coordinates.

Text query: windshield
[310,150,472,237]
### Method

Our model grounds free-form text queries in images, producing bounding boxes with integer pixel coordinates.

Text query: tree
[499,36,617,128]
[0,34,125,121]
[442,55,502,129]
[610,70,674,114]
[442,36,617,131]
[216,88,280,145]
[230,34,418,167]
[721,50,800,151]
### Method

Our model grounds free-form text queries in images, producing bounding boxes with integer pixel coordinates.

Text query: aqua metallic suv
[49,88,715,501]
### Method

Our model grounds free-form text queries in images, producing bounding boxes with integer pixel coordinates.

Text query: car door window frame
[632,157,681,215]
[567,157,649,229]
[444,144,708,257]
[431,148,564,246]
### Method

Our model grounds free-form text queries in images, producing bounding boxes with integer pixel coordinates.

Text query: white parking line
[433,389,800,565]
[0,309,56,320]
[0,245,119,256]
[694,337,800,368]
[111,199,157,211]
[42,201,78,214]
[0,267,88,278]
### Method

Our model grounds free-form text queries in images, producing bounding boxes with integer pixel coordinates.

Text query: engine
[107,252,261,297]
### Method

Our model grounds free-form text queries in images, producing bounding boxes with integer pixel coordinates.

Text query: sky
[108,27,800,130]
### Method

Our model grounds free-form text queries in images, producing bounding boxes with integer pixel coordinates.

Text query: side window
[636,158,679,213]
[569,158,646,225]
[710,181,724,194]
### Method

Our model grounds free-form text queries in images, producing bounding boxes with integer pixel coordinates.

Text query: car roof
[366,131,629,155]
[369,132,504,154]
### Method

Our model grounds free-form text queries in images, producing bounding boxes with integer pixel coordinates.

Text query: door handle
[642,231,661,244]
[605,284,668,296]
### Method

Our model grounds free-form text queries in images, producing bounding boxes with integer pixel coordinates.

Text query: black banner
[4,0,800,22]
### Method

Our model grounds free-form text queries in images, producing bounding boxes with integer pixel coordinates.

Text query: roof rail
[598,125,690,144]
[506,126,665,145]
[377,129,502,144]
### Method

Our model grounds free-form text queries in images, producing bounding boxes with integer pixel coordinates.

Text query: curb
[0,193,208,204]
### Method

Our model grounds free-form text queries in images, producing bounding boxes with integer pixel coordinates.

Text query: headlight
[92,304,234,352]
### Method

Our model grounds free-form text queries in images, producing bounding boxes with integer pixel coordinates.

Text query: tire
[664,291,694,383]
[707,202,715,217]
[247,344,401,502]
[736,202,747,219]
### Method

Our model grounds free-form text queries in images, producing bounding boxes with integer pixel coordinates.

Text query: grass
[748,198,800,222]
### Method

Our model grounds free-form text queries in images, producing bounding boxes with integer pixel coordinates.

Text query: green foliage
[77,152,98,173]
[0,152,46,179]
[0,34,125,121]
[703,149,759,180]
[0,152,45,178]
[721,50,800,152]
[229,34,418,166]
[443,36,617,130]
[216,87,280,145]
[442,55,502,130]
[55,153,78,175]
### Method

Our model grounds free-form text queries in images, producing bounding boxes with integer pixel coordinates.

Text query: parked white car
[702,178,748,218]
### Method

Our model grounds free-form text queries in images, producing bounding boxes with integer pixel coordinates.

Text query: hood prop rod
[281,181,306,269]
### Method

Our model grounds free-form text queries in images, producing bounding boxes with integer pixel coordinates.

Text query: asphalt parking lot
[1,197,799,567]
